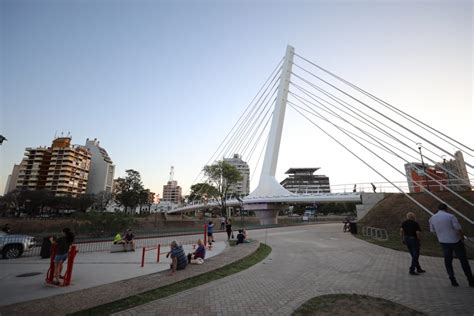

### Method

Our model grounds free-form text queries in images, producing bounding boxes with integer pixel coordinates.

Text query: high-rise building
[16,146,52,192]
[16,137,91,197]
[162,180,182,205]
[85,138,115,194]
[280,168,330,193]
[3,164,20,194]
[223,154,250,196]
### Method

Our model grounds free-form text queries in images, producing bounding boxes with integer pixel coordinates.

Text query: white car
[0,231,36,259]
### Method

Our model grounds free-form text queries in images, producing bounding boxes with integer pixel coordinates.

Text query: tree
[138,189,152,213]
[74,194,95,212]
[188,183,219,203]
[114,170,145,214]
[91,191,113,211]
[2,190,26,214]
[203,161,242,217]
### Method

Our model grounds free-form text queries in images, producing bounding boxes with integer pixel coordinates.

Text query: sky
[1,0,473,196]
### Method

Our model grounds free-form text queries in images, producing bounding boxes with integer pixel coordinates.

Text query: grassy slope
[357,191,474,258]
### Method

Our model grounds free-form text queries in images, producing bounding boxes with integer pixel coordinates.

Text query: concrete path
[0,242,226,306]
[117,223,474,316]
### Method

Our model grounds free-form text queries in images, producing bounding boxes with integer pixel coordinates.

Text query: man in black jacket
[400,212,425,275]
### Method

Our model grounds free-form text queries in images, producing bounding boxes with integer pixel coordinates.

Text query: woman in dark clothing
[226,219,233,240]
[50,228,75,285]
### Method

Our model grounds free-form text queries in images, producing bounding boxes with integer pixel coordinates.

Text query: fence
[4,218,345,259]
[362,226,388,241]
[6,229,207,259]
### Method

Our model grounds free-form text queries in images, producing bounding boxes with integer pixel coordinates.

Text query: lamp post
[417,143,430,192]
[442,155,450,189]
[236,196,244,229]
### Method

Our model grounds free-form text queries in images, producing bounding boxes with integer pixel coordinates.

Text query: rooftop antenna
[169,166,174,182]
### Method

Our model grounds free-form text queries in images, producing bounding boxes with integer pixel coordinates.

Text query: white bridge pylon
[171,45,362,224]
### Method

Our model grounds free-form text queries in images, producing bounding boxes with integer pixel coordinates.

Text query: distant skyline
[1,0,472,196]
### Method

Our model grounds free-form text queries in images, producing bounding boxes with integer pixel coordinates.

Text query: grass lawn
[70,243,271,315]
[293,294,425,316]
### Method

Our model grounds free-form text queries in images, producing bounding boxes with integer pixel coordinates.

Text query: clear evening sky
[1,0,472,196]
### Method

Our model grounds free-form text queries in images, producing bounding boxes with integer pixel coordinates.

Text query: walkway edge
[0,241,261,316]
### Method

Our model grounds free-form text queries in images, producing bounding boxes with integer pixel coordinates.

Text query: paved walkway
[0,242,226,307]
[116,224,474,316]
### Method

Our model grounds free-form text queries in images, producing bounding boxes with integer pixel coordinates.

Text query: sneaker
[52,280,61,286]
[409,271,419,276]
[416,269,426,273]
[450,278,459,287]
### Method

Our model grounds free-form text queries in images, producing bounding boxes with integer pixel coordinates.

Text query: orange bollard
[46,243,57,284]
[62,245,78,286]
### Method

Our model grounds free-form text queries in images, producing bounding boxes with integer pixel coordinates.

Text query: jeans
[440,241,473,280]
[405,237,421,271]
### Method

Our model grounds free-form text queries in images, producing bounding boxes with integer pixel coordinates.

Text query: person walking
[207,221,215,245]
[226,219,233,240]
[220,216,226,230]
[400,212,425,275]
[371,183,377,193]
[429,203,474,287]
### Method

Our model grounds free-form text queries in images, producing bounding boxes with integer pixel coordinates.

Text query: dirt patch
[293,294,425,316]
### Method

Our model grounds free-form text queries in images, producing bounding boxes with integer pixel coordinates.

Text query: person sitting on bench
[188,239,206,264]
[113,233,124,244]
[236,229,250,245]
[166,241,187,274]
[124,229,135,251]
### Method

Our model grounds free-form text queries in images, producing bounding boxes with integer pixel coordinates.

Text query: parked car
[0,231,36,259]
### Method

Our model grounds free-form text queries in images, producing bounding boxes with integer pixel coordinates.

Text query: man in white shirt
[429,203,473,287]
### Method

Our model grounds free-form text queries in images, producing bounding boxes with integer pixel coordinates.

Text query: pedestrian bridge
[169,192,361,214]
[180,45,472,225]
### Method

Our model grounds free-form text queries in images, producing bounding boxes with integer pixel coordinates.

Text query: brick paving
[116,224,474,316]
[0,239,259,315]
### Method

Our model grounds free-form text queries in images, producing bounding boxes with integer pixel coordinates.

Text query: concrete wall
[356,193,387,220]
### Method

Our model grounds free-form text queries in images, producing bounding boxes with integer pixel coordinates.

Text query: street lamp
[236,196,244,229]
[441,155,450,189]
[416,143,430,192]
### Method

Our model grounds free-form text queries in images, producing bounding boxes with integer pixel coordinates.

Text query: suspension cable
[289,100,473,223]
[185,57,283,195]
[289,92,474,207]
[289,81,470,182]
[292,63,473,168]
[294,53,473,155]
